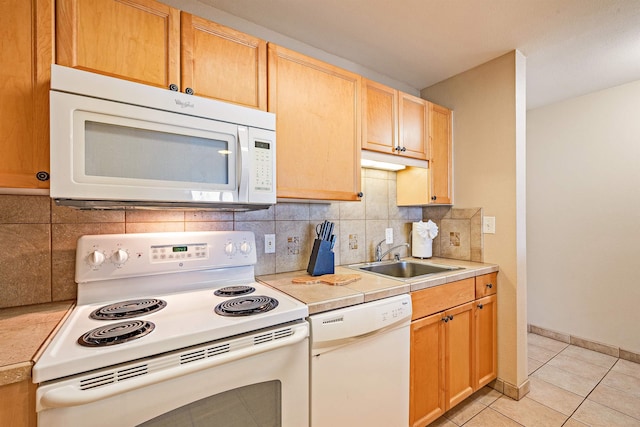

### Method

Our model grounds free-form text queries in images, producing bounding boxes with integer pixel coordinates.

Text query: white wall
[422,51,529,390]
[527,79,640,354]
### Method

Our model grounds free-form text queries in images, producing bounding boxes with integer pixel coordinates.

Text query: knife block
[307,239,335,276]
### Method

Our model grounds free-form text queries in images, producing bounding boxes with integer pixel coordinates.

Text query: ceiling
[199,0,640,110]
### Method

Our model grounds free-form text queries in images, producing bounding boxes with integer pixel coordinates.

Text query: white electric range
[33,231,309,427]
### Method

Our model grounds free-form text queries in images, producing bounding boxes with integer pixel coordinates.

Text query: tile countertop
[0,301,74,386]
[258,257,499,315]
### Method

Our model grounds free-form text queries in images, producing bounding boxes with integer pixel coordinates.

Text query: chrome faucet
[375,239,410,262]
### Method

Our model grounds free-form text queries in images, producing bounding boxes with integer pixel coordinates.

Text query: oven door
[36,322,309,427]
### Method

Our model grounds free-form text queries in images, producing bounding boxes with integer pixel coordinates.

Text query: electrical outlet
[264,234,275,253]
[483,216,496,234]
[385,228,393,244]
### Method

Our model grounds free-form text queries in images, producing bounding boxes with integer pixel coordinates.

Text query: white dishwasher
[309,294,412,427]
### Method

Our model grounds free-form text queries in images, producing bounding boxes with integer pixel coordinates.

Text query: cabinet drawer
[411,278,475,321]
[475,273,497,298]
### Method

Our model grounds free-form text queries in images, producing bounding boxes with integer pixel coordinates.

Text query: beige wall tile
[620,349,640,364]
[0,195,50,224]
[364,176,389,220]
[275,221,313,273]
[366,219,390,261]
[451,207,480,219]
[235,220,276,276]
[528,333,570,353]
[309,202,340,221]
[0,224,51,307]
[233,205,275,222]
[529,325,571,343]
[440,218,471,260]
[184,211,233,222]
[570,335,620,358]
[276,203,309,221]
[125,222,185,233]
[339,220,366,265]
[125,211,185,223]
[51,223,125,301]
[560,345,618,369]
[184,221,234,232]
[51,202,124,224]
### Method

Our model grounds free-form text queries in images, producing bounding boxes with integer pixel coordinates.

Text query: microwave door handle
[237,126,250,203]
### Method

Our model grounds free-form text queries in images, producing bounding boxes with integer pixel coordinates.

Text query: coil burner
[214,296,279,317]
[213,286,256,297]
[89,299,167,320]
[78,320,155,347]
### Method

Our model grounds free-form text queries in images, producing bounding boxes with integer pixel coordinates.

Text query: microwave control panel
[252,139,273,193]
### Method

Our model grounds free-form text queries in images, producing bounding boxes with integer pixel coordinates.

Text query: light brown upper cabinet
[429,103,453,204]
[56,0,267,109]
[0,0,52,189]
[268,44,362,201]
[362,79,398,155]
[396,102,453,205]
[181,13,266,109]
[362,79,428,161]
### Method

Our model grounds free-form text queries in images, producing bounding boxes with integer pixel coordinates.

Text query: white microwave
[50,65,276,211]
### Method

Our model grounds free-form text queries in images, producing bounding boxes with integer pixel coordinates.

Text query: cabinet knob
[478,303,484,309]
[36,171,50,181]
[357,192,364,198]
[449,315,454,321]
[168,83,179,91]
[431,196,437,201]
[486,283,493,289]
[400,147,407,152]
[442,317,449,323]
[185,87,194,95]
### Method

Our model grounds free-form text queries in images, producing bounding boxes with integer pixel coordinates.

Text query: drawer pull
[478,303,484,309]
[486,283,493,289]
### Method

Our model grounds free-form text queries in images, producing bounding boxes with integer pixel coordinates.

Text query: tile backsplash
[0,170,483,309]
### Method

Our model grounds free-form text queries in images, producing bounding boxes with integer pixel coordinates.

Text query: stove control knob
[224,242,236,256]
[111,249,129,266]
[87,250,106,267]
[240,241,252,255]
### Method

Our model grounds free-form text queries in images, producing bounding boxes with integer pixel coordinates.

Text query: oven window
[138,380,282,427]
[84,121,232,184]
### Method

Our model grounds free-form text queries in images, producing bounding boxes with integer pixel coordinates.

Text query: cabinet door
[0,380,37,427]
[268,44,361,201]
[0,0,52,189]
[56,0,180,90]
[475,294,497,389]
[444,301,475,409]
[429,103,453,204]
[399,92,428,160]
[181,13,266,110]
[362,78,397,155]
[410,312,445,427]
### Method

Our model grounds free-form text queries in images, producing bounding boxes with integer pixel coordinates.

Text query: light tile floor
[430,333,640,426]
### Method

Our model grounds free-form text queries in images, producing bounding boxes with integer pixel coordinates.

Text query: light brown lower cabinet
[0,379,36,427]
[410,273,497,427]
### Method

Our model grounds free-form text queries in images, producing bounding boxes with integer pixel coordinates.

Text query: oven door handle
[38,324,308,410]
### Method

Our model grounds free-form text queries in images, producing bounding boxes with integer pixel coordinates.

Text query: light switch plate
[385,228,393,244]
[483,216,496,234]
[265,234,276,253]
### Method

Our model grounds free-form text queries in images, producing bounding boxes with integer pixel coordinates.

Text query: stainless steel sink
[350,260,463,280]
